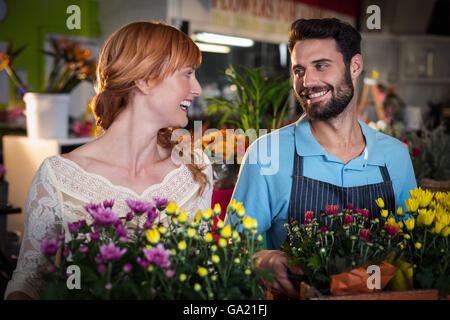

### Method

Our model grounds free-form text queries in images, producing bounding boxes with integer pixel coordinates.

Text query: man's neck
[308,103,366,163]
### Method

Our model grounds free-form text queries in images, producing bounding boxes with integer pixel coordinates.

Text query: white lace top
[4,150,213,300]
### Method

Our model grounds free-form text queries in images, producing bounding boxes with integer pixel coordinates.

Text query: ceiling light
[194,32,254,47]
[195,42,230,54]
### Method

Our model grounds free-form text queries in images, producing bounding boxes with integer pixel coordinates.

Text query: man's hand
[254,249,304,299]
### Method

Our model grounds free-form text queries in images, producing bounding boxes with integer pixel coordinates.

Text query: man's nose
[302,69,319,88]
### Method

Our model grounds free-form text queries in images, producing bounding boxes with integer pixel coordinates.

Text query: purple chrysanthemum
[123,263,133,273]
[153,196,169,208]
[89,207,121,226]
[126,199,154,215]
[126,211,134,221]
[137,257,150,269]
[103,199,115,209]
[84,202,101,214]
[90,232,101,242]
[68,222,79,233]
[40,239,62,256]
[147,207,159,224]
[79,245,89,253]
[143,244,171,269]
[116,224,127,238]
[99,242,127,262]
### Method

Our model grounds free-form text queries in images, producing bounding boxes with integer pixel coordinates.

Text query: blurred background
[1,0,450,295]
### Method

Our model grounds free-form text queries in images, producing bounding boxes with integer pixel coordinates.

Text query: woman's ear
[350,54,363,80]
[135,79,152,95]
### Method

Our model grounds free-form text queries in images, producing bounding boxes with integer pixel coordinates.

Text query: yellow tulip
[415,242,422,249]
[213,203,221,216]
[211,255,220,264]
[197,267,208,277]
[228,199,237,211]
[218,238,227,248]
[404,217,415,231]
[417,209,435,227]
[179,274,187,282]
[158,227,167,235]
[405,198,419,213]
[441,226,450,237]
[216,219,224,229]
[235,202,245,217]
[146,229,160,244]
[178,240,187,250]
[202,209,213,221]
[397,206,405,217]
[243,217,253,230]
[431,221,445,234]
[204,233,213,242]
[220,225,232,238]
[195,210,203,222]
[375,198,385,209]
[381,210,389,218]
[194,283,201,291]
[417,191,433,208]
[178,210,188,223]
[187,228,196,238]
[166,201,180,215]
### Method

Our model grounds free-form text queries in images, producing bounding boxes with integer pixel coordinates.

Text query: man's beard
[296,67,354,120]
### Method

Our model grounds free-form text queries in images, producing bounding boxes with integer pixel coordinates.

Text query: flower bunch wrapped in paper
[282,202,402,296]
[40,198,270,299]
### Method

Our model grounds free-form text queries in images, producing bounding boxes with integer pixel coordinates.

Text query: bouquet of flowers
[282,202,403,296]
[393,188,450,297]
[40,197,270,300]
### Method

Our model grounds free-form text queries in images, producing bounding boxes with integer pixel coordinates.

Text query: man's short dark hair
[288,18,361,66]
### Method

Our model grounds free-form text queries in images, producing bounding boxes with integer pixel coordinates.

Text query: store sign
[171,0,356,43]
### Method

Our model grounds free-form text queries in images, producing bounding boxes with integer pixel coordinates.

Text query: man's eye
[316,64,327,70]
[294,69,304,77]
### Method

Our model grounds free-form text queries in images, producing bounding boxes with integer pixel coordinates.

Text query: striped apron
[288,151,396,223]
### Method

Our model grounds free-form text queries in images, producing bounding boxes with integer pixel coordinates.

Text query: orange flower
[0,52,10,71]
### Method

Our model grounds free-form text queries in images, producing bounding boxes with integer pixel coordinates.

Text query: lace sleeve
[4,159,63,300]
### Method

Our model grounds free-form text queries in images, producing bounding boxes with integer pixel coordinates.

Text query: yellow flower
[234,258,240,264]
[195,210,203,222]
[398,221,404,230]
[227,199,237,211]
[166,201,180,215]
[415,242,422,249]
[245,269,251,276]
[178,240,187,250]
[232,231,240,241]
[403,233,411,239]
[204,233,213,242]
[179,274,187,282]
[178,210,188,223]
[404,217,415,231]
[213,203,221,216]
[436,212,450,227]
[235,202,245,217]
[397,206,405,217]
[197,267,208,277]
[405,198,419,213]
[170,249,176,256]
[211,255,220,264]
[147,265,154,272]
[218,238,227,248]
[187,228,196,238]
[243,217,253,230]
[220,225,232,238]
[202,209,213,221]
[211,275,217,281]
[194,283,201,291]
[410,188,434,208]
[417,209,435,227]
[431,220,445,234]
[146,229,160,244]
[158,227,167,235]
[257,234,264,242]
[442,226,450,237]
[216,219,224,229]
[375,198,385,209]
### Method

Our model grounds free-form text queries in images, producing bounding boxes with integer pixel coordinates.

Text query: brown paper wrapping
[329,261,397,296]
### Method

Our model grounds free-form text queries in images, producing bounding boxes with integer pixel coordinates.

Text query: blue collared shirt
[231,116,417,250]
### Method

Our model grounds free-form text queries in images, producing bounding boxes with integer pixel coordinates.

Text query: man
[231,18,417,298]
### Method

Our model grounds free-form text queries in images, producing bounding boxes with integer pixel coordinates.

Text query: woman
[5,21,213,300]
